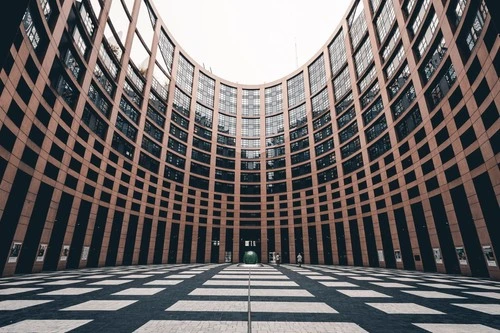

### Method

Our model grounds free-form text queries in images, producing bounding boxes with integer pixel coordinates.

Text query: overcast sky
[152,0,352,85]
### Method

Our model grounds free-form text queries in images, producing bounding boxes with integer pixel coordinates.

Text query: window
[197,72,215,108]
[313,111,331,130]
[242,89,260,116]
[315,138,334,156]
[176,55,194,94]
[381,28,401,63]
[265,84,283,115]
[287,73,305,107]
[391,84,416,119]
[173,87,191,117]
[341,137,361,158]
[342,153,364,174]
[354,38,374,76]
[220,84,237,114]
[395,107,423,141]
[195,103,213,128]
[314,124,333,143]
[289,104,307,129]
[241,118,260,137]
[338,107,356,129]
[339,121,358,143]
[365,115,387,142]
[266,114,284,136]
[328,30,347,75]
[316,152,336,170]
[311,88,329,118]
[375,0,395,42]
[333,67,351,100]
[308,55,327,95]
[416,13,439,59]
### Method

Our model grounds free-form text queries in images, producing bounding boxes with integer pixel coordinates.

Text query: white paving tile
[120,274,153,279]
[189,288,313,297]
[39,280,84,286]
[166,274,194,279]
[370,282,415,288]
[390,277,422,282]
[426,278,458,283]
[349,276,382,281]
[212,274,288,280]
[0,319,92,332]
[134,320,368,333]
[306,275,337,280]
[0,287,42,295]
[462,284,500,290]
[0,280,44,286]
[165,300,337,313]
[144,280,183,285]
[402,290,466,299]
[88,279,132,286]
[112,288,165,296]
[46,275,80,280]
[81,274,114,279]
[463,291,500,299]
[0,300,53,310]
[38,288,101,296]
[413,323,500,333]
[61,300,138,311]
[418,283,466,289]
[337,290,391,298]
[452,303,500,315]
[366,303,444,314]
[319,281,359,288]
[203,280,298,287]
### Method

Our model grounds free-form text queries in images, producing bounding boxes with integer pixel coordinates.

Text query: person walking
[275,253,281,267]
[297,253,303,267]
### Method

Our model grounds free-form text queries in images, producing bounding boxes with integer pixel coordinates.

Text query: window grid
[308,55,327,95]
[287,73,305,107]
[195,103,213,129]
[381,27,401,62]
[265,84,283,115]
[328,30,347,76]
[289,104,307,129]
[333,66,352,100]
[158,31,175,74]
[219,84,237,114]
[197,72,215,108]
[173,87,191,117]
[354,38,374,77]
[375,0,395,42]
[242,89,260,116]
[176,55,194,94]
[266,114,284,136]
[311,88,330,118]
[241,118,260,137]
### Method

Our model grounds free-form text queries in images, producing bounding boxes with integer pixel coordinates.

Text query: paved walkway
[0,264,499,332]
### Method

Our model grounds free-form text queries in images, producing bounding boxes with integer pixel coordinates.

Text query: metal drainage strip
[247,268,252,333]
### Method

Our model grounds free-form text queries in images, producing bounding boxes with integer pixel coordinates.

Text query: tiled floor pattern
[0,263,498,332]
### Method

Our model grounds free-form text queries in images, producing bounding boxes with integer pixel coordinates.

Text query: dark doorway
[239,229,261,262]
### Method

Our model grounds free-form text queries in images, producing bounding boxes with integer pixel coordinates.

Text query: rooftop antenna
[294,38,299,68]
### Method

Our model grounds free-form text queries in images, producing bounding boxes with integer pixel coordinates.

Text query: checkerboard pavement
[0,263,499,332]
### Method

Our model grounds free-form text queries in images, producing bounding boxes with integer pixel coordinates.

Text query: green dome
[243,251,258,264]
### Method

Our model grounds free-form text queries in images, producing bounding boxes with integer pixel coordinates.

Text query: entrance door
[239,229,261,262]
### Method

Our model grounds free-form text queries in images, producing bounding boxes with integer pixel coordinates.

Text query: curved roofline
[148,0,359,88]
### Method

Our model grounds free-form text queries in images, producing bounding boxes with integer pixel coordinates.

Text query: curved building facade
[0,0,498,279]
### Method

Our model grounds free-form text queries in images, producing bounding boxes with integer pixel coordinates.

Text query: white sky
[152,0,352,85]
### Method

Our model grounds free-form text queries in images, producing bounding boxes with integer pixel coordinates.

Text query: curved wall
[0,0,498,278]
